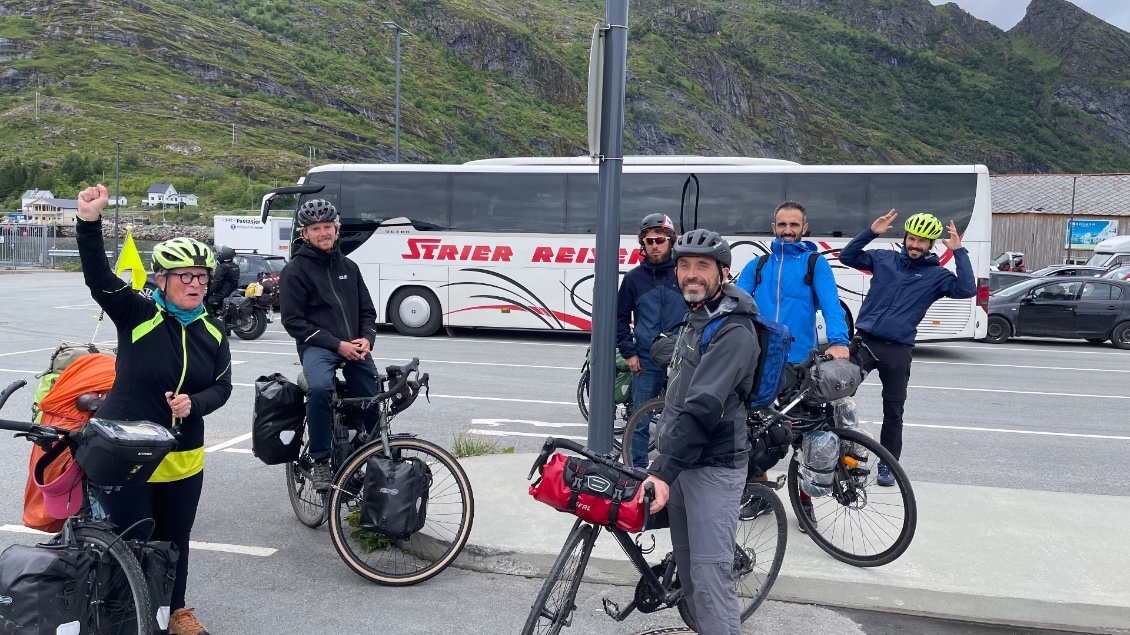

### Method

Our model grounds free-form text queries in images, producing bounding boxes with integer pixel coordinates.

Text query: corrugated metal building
[990,174,1130,270]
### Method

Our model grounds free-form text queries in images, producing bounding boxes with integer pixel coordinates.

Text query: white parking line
[860,383,1130,400]
[204,432,252,453]
[901,423,1130,441]
[928,343,1128,356]
[228,349,575,370]
[0,341,116,358]
[225,383,573,405]
[248,336,587,348]
[0,525,276,556]
[0,368,36,375]
[471,418,586,428]
[915,360,1130,373]
[467,428,586,441]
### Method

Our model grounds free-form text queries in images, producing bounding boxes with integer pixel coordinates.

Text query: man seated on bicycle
[639,229,760,635]
[279,199,380,491]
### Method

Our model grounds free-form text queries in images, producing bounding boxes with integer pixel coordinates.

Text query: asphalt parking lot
[0,271,1122,634]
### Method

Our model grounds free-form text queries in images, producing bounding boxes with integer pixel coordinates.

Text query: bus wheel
[390,287,442,337]
[841,301,854,340]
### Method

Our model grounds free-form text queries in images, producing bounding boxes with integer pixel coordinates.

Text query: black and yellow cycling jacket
[76,218,232,482]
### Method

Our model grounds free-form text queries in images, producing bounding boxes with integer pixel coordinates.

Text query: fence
[990,174,1130,270]
[0,224,49,268]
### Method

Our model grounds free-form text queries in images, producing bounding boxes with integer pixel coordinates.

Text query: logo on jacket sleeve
[339,274,348,280]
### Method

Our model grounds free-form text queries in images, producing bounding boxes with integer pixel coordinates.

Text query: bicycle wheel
[286,424,327,528]
[676,483,787,630]
[576,368,590,422]
[71,526,154,635]
[328,437,475,586]
[521,522,597,635]
[620,397,664,466]
[788,428,917,567]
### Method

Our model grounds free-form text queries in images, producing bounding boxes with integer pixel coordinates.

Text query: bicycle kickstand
[602,597,637,622]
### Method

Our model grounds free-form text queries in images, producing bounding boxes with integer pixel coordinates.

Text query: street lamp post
[113,140,121,260]
[382,21,412,163]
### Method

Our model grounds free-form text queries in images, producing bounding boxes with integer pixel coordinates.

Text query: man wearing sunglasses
[616,213,685,467]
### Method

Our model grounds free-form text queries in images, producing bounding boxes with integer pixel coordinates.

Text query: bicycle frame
[600,522,684,621]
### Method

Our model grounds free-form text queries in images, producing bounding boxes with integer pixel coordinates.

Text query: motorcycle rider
[207,245,240,316]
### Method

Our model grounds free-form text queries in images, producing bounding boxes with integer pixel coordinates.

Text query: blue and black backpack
[699,312,793,409]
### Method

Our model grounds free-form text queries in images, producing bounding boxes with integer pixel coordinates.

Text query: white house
[20,189,54,209]
[145,184,177,206]
[22,197,78,226]
[108,196,127,206]
[175,194,198,207]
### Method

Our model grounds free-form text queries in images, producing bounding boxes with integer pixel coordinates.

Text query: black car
[1028,265,1107,278]
[232,251,286,289]
[990,271,1035,292]
[985,277,1130,349]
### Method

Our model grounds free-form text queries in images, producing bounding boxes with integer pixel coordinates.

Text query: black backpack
[0,543,94,635]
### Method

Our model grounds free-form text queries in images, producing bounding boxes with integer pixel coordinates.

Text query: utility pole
[382,22,412,163]
[114,140,121,260]
[588,0,629,453]
[232,124,236,147]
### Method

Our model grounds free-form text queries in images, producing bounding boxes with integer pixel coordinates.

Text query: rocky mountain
[1,0,1128,184]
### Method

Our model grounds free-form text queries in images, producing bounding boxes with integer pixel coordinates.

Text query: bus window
[340,171,450,229]
[297,169,341,210]
[696,173,783,234]
[451,173,566,233]
[785,174,867,238]
[566,174,599,234]
[567,173,701,235]
[868,174,977,232]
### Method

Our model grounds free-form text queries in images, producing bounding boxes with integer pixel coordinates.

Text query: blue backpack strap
[752,256,769,292]
[698,315,730,355]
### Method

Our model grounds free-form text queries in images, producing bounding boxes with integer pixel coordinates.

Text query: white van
[1085,235,1130,269]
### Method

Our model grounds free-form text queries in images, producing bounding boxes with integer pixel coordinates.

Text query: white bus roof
[306,163,987,175]
[462,156,801,167]
[1094,235,1130,253]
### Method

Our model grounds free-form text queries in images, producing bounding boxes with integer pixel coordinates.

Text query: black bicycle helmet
[638,213,675,239]
[673,228,731,268]
[215,245,236,263]
[296,199,339,227]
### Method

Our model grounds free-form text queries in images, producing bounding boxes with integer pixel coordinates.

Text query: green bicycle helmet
[152,237,216,272]
[904,213,943,240]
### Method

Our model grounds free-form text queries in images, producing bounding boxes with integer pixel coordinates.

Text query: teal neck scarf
[152,287,206,326]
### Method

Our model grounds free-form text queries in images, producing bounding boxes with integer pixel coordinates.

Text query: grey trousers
[668,465,746,634]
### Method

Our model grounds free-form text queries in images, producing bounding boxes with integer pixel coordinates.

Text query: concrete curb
[451,453,1130,635]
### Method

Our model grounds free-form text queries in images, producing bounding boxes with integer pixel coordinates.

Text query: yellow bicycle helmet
[904,213,943,240]
[151,237,216,272]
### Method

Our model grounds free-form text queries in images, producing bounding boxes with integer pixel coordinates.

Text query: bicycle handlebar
[0,380,27,412]
[334,358,429,411]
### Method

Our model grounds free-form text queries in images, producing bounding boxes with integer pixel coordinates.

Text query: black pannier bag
[222,295,253,320]
[359,455,432,540]
[252,374,306,465]
[0,543,94,635]
[747,412,793,478]
[805,358,864,405]
[74,419,178,487]
[130,540,179,633]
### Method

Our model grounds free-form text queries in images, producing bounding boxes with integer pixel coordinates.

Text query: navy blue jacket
[616,257,685,372]
[840,229,977,346]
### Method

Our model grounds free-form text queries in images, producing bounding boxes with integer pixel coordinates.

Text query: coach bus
[260,157,991,340]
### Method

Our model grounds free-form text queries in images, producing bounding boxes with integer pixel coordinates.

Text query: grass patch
[345,509,394,553]
[452,431,514,459]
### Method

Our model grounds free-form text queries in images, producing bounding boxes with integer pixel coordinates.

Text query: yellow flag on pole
[115,228,147,290]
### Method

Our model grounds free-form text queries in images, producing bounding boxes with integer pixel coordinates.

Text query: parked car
[1101,266,1130,282]
[1028,265,1107,277]
[232,251,286,289]
[990,271,1036,292]
[985,277,1130,349]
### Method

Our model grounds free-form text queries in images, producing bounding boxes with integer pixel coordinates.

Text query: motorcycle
[214,272,278,341]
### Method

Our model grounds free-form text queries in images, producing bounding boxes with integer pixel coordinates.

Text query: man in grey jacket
[639,228,760,635]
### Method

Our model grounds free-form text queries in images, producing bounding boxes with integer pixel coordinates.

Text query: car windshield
[1103,267,1130,279]
[1084,253,1110,267]
[266,258,286,274]
[990,278,1045,297]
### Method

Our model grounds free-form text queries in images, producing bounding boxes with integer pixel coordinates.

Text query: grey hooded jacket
[648,284,760,485]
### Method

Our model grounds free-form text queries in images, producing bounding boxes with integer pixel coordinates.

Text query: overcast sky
[929,0,1130,32]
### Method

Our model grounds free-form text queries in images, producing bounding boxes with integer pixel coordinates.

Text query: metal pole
[395,31,401,164]
[588,0,629,453]
[114,141,121,261]
[1066,176,1077,264]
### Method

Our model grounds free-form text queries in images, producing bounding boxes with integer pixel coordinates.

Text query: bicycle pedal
[602,597,619,619]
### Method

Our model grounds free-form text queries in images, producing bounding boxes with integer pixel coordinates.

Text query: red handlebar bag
[529,453,646,533]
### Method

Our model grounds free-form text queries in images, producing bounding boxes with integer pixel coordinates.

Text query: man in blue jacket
[735,200,849,528]
[617,213,685,467]
[735,201,850,363]
[840,210,976,485]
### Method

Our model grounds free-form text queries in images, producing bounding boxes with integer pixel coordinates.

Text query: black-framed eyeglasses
[643,236,670,245]
[165,272,211,285]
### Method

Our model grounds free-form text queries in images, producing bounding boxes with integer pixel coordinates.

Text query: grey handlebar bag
[806,358,865,404]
